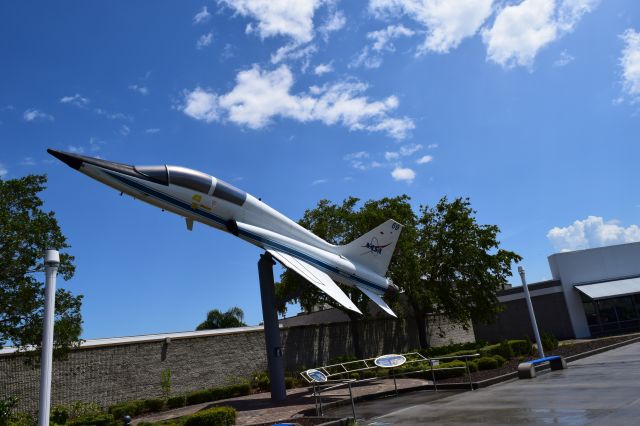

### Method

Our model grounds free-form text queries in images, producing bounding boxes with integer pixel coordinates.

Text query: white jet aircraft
[48,149,402,317]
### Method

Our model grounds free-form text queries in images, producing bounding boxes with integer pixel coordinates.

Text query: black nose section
[47,149,84,170]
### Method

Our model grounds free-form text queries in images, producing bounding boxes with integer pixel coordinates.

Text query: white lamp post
[518,266,545,359]
[38,249,59,426]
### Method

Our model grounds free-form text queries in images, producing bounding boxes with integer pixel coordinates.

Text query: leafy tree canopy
[276,195,521,349]
[195,306,246,330]
[0,174,83,355]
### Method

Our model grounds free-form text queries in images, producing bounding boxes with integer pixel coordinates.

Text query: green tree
[276,195,520,350]
[411,197,521,348]
[195,307,246,330]
[0,174,83,355]
[276,195,415,357]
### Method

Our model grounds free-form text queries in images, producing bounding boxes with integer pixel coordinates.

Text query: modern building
[475,241,640,341]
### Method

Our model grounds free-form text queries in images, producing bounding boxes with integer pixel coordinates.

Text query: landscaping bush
[466,360,478,373]
[541,331,559,351]
[509,339,533,356]
[143,398,165,412]
[67,413,115,426]
[224,383,250,398]
[108,400,144,420]
[185,389,216,405]
[183,407,236,426]
[496,340,514,359]
[477,357,499,371]
[166,395,186,409]
[492,355,506,367]
[418,341,484,358]
[252,371,270,392]
[432,360,466,380]
[51,405,69,425]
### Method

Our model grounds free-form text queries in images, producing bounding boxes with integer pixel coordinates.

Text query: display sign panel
[306,369,328,382]
[374,354,407,368]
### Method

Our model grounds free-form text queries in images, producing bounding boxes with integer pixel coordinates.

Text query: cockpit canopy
[134,164,247,206]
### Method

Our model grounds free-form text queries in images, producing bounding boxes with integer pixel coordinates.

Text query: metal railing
[300,352,480,417]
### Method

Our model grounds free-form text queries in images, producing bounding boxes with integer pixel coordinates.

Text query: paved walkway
[357,341,640,425]
[133,377,429,425]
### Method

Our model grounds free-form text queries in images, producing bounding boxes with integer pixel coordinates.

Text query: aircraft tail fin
[339,219,403,276]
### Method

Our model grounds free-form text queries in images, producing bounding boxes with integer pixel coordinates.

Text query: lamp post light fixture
[38,249,59,426]
[518,266,545,359]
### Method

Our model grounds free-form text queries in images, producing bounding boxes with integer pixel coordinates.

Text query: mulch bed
[438,333,640,384]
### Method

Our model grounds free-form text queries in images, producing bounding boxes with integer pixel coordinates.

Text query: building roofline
[548,241,640,259]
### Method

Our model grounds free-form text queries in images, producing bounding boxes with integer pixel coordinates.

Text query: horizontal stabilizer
[267,249,362,315]
[357,285,397,318]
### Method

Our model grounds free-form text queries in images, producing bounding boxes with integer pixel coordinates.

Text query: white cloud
[182,87,219,123]
[391,166,415,182]
[416,154,433,164]
[220,0,325,43]
[128,84,149,95]
[67,145,85,154]
[312,178,328,185]
[23,109,54,122]
[197,32,213,49]
[193,6,211,24]
[483,0,598,68]
[344,151,370,160]
[385,151,400,161]
[314,63,333,75]
[88,137,105,152]
[20,157,36,166]
[352,24,415,69]
[182,65,414,139]
[145,128,160,134]
[370,0,494,54]
[60,93,89,107]
[119,125,130,136]
[0,163,7,177]
[271,42,317,65]
[319,10,346,41]
[369,24,415,51]
[547,216,640,252]
[427,143,438,149]
[553,49,574,67]
[620,29,640,102]
[94,108,132,121]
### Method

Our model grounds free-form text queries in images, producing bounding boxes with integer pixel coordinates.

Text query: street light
[39,249,59,426]
[518,266,545,359]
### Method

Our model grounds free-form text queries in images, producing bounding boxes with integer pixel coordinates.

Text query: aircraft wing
[267,249,362,315]
[356,285,397,318]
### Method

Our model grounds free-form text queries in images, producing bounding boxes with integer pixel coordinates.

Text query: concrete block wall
[0,316,474,411]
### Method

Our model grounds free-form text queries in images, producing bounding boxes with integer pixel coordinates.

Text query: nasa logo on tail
[362,237,391,255]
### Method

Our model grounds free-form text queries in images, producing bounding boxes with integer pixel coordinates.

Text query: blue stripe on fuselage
[104,170,386,293]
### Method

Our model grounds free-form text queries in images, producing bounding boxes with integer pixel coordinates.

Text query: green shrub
[285,377,295,389]
[541,331,559,351]
[432,360,466,380]
[496,340,514,359]
[183,407,236,426]
[143,398,165,412]
[108,400,144,420]
[66,413,115,426]
[418,341,483,358]
[466,360,478,373]
[185,389,215,405]
[252,371,270,392]
[477,357,499,370]
[51,405,69,425]
[478,343,500,357]
[492,355,506,367]
[509,339,533,356]
[224,383,250,398]
[166,395,186,409]
[67,401,104,419]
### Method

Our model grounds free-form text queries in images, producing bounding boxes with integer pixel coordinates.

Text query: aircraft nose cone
[47,149,84,170]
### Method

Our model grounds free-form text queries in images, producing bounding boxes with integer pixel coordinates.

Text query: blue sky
[2,0,640,339]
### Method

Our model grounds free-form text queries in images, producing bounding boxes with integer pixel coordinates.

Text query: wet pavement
[329,341,640,425]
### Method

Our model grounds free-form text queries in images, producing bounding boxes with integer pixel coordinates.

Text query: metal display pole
[258,252,287,403]
[38,249,59,426]
[518,266,545,358]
